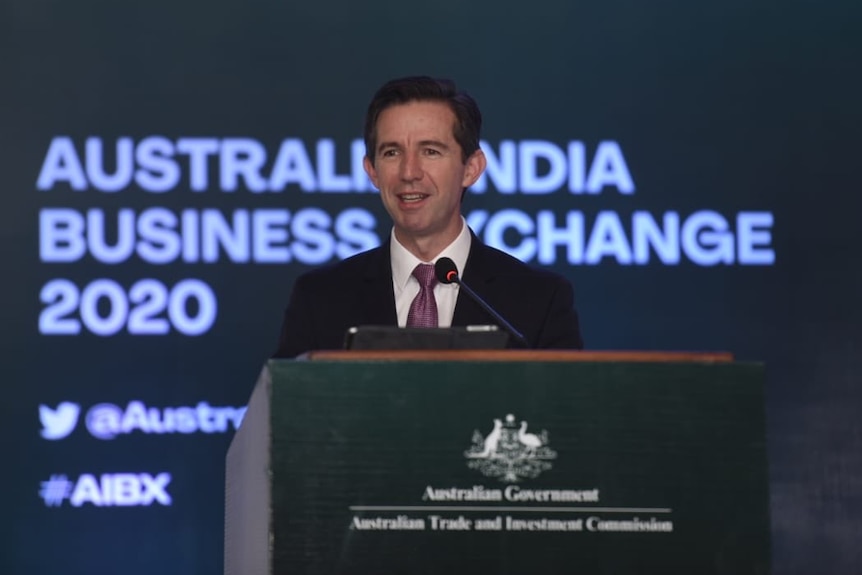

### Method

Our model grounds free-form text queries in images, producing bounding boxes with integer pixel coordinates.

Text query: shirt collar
[390,218,472,290]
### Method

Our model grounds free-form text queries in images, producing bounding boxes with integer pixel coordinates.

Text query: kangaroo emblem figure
[469,418,503,458]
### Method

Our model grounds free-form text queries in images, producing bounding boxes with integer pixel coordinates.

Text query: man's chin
[395,222,430,238]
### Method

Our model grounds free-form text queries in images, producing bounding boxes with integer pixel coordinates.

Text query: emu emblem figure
[518,421,543,457]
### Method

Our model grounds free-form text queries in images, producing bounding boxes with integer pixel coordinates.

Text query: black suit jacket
[273,236,584,358]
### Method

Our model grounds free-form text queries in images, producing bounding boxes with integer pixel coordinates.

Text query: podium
[225,351,769,575]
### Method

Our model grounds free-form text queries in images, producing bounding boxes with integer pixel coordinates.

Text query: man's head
[363,76,486,258]
[363,76,482,167]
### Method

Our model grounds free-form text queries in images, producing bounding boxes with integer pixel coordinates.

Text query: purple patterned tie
[406,263,438,328]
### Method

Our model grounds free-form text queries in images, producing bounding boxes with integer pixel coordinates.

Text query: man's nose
[400,151,423,181]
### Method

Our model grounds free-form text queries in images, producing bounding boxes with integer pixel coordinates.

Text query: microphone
[435,257,530,348]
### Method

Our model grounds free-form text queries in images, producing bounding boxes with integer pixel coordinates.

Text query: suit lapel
[452,236,497,326]
[358,241,398,326]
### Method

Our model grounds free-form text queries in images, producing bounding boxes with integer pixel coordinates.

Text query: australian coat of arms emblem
[464,414,557,482]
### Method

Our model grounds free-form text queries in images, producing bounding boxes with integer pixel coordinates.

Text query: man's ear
[462,149,486,188]
[363,156,379,189]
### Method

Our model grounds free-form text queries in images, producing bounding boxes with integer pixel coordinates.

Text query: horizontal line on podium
[307,350,732,363]
[348,506,672,513]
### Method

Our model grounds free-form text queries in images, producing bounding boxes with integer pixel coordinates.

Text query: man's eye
[424,148,441,156]
[381,149,398,157]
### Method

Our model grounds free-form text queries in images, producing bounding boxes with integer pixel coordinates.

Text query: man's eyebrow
[376,140,451,153]
[376,141,401,153]
[418,139,450,149]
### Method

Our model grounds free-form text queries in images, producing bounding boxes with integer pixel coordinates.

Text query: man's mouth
[398,193,429,203]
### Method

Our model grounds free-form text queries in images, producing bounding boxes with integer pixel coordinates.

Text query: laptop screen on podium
[343,325,509,350]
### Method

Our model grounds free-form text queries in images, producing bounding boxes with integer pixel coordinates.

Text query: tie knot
[412,263,437,289]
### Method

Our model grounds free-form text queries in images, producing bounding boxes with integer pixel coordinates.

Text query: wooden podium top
[299,350,734,363]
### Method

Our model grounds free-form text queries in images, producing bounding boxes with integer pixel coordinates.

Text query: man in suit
[273,76,583,358]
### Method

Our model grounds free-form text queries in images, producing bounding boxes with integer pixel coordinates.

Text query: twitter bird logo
[40,402,81,440]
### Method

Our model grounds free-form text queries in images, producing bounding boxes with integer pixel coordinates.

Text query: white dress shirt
[390,219,471,327]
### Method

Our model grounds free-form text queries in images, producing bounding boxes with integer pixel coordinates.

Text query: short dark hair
[364,76,482,166]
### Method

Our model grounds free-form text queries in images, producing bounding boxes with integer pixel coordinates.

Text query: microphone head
[435,257,459,284]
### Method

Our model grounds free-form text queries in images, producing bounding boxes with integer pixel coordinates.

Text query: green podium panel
[225,351,769,575]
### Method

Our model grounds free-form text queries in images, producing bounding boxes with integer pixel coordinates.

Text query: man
[273,76,583,358]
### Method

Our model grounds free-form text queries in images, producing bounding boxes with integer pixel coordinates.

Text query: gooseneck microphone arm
[435,257,531,349]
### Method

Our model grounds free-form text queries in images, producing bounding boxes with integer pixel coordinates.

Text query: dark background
[1,0,860,573]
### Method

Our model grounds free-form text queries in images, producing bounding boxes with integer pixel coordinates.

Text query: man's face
[364,101,485,251]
